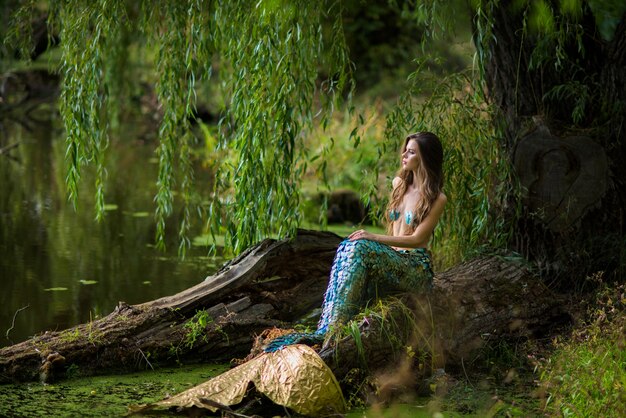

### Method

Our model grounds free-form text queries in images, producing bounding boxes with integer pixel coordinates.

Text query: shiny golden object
[155,344,346,416]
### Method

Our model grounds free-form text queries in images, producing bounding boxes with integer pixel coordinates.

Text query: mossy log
[0,230,567,384]
[320,255,569,383]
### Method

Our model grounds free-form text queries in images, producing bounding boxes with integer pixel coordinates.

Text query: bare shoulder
[432,192,447,212]
[428,192,447,220]
[392,176,402,189]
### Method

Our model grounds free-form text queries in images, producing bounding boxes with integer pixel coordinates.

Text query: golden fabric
[153,344,345,416]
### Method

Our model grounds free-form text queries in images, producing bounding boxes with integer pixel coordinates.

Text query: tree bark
[0,230,567,385]
[476,3,626,282]
[320,255,569,383]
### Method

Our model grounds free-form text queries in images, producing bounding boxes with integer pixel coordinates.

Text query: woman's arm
[348,193,447,248]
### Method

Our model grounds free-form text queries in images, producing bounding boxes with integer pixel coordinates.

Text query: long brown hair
[385,132,444,234]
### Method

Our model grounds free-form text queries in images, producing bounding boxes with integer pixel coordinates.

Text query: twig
[136,348,154,370]
[0,141,20,155]
[198,398,253,418]
[282,405,292,418]
[5,305,30,341]
[461,357,476,389]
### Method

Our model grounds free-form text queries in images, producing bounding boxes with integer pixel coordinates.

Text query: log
[0,230,567,385]
[0,230,341,383]
[320,255,569,384]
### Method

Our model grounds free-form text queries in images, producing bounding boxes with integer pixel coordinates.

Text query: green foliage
[5,0,352,256]
[474,0,626,129]
[345,320,366,366]
[147,1,209,254]
[299,62,511,267]
[491,0,626,43]
[86,312,103,345]
[382,66,515,266]
[540,281,626,417]
[60,328,81,343]
[529,0,556,34]
[183,309,212,349]
[2,0,36,63]
[336,297,436,370]
[587,0,626,40]
[298,103,386,201]
[339,0,468,89]
[65,363,80,379]
[207,0,351,254]
[544,78,593,125]
[5,0,623,260]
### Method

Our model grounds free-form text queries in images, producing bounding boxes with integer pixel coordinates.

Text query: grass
[336,283,626,417]
[59,329,81,343]
[539,283,626,417]
[86,312,103,345]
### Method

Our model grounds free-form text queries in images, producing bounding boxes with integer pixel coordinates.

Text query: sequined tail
[263,332,324,353]
[264,239,432,352]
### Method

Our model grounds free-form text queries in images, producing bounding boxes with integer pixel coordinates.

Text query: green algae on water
[0,363,229,417]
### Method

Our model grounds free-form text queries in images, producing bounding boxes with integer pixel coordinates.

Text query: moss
[0,363,229,417]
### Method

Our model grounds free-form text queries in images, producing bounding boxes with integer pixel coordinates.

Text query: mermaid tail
[264,239,433,352]
[263,332,325,353]
[317,239,432,334]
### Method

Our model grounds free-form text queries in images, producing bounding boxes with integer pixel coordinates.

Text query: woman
[265,131,446,352]
[140,132,446,415]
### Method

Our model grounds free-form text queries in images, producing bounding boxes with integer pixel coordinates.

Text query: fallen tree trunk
[319,255,569,384]
[0,230,567,384]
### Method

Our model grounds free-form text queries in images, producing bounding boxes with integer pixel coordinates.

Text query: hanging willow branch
[58,0,128,220]
[148,1,197,252]
[5,0,351,255]
[208,0,348,253]
[11,0,608,258]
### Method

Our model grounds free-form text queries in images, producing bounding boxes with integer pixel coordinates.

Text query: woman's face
[401,139,421,171]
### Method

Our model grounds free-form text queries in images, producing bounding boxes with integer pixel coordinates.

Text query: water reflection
[0,115,219,348]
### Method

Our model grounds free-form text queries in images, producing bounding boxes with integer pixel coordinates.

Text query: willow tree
[380,0,626,284]
[471,0,626,284]
[4,0,352,256]
[5,0,626,284]
[2,0,625,394]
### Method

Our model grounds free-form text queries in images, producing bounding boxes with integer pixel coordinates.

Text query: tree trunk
[0,230,567,385]
[477,2,626,283]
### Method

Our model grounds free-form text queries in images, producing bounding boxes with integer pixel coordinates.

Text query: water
[0,363,230,417]
[0,113,538,418]
[0,113,222,349]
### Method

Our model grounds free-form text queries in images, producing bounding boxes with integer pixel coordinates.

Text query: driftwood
[0,229,567,385]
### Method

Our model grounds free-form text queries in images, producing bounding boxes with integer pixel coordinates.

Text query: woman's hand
[348,229,374,241]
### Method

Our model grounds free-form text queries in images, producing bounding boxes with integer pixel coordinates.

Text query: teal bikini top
[389,209,413,225]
